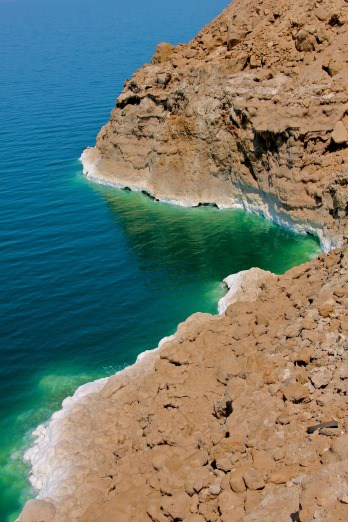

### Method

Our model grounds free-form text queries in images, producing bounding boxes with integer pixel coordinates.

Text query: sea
[0,0,320,519]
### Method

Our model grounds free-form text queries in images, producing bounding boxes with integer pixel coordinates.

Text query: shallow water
[0,0,320,519]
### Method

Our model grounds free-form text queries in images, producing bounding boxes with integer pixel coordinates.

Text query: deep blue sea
[0,0,320,519]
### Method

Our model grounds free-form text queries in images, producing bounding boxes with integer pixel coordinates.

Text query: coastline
[21,159,325,512]
[22,312,217,505]
[21,231,319,506]
[19,0,348,517]
[80,148,340,253]
[20,240,348,521]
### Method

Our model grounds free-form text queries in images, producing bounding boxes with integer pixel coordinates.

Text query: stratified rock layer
[20,246,348,521]
[82,0,348,246]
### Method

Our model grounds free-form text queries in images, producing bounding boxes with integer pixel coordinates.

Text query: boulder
[152,42,174,64]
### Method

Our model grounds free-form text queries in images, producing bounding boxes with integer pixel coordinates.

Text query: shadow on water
[93,183,321,281]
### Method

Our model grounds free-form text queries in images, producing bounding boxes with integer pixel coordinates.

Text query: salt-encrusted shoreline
[20,242,348,521]
[22,312,215,505]
[22,261,278,505]
[80,148,339,253]
[23,344,165,500]
[22,157,326,504]
[21,113,337,517]
[20,0,348,516]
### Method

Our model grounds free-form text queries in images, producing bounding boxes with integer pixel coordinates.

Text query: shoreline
[80,148,340,254]
[21,239,348,521]
[21,150,330,509]
[22,209,322,505]
[22,312,217,504]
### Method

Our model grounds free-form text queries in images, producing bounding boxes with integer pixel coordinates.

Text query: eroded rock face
[20,246,348,521]
[82,0,348,246]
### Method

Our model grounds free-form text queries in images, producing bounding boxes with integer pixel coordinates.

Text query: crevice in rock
[116,95,141,109]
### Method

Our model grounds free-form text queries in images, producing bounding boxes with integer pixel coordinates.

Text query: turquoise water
[0,0,320,519]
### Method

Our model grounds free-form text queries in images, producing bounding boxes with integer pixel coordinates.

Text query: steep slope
[82,0,348,247]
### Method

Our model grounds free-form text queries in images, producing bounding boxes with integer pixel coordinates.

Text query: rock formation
[20,247,348,521]
[82,0,347,248]
[21,0,348,520]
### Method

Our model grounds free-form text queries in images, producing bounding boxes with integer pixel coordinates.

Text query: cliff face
[21,247,348,521]
[82,0,348,246]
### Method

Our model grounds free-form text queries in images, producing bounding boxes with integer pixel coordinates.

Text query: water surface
[0,0,320,519]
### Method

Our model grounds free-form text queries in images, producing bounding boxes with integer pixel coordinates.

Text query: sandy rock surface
[82,0,348,247]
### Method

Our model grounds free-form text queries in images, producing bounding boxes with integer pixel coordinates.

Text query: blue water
[0,0,320,519]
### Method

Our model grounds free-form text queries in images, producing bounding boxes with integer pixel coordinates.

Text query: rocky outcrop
[20,0,348,520]
[20,246,348,521]
[82,0,348,248]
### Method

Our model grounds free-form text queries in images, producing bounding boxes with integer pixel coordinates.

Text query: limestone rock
[295,29,316,52]
[22,0,348,519]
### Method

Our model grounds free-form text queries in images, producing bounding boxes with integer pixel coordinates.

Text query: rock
[230,466,248,493]
[316,27,328,43]
[243,468,265,490]
[214,394,233,419]
[157,72,171,86]
[268,467,298,484]
[250,55,262,68]
[295,29,316,52]
[295,346,314,365]
[152,42,174,64]
[218,490,244,519]
[21,0,348,519]
[227,24,248,50]
[161,492,191,520]
[309,368,332,388]
[314,7,329,21]
[19,500,56,522]
[282,382,310,402]
[324,57,346,76]
[331,121,348,145]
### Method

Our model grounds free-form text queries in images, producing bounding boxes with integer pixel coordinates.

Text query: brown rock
[268,466,298,484]
[230,466,248,493]
[309,367,332,388]
[152,42,174,64]
[161,492,191,520]
[243,468,265,490]
[295,29,316,52]
[331,121,348,145]
[20,500,56,522]
[282,382,310,402]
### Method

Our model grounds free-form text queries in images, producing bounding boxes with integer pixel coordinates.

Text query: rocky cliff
[82,0,347,248]
[21,0,348,520]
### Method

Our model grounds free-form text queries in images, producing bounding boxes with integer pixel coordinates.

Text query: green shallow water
[0,0,321,519]
[0,180,320,521]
